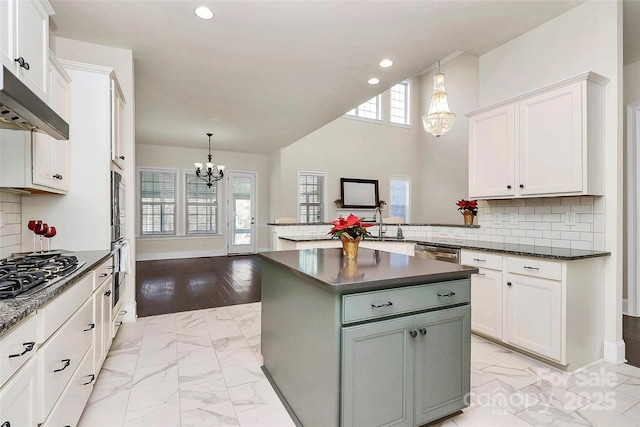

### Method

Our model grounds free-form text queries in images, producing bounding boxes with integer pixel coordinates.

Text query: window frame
[389,176,411,223]
[343,94,383,123]
[297,170,327,224]
[184,170,219,236]
[389,80,412,127]
[138,167,178,237]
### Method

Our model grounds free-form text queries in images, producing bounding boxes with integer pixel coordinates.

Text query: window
[389,80,411,125]
[186,171,218,234]
[140,169,176,235]
[345,95,382,121]
[389,176,411,222]
[298,171,326,223]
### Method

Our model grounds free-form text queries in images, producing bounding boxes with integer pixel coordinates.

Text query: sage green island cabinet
[259,248,477,427]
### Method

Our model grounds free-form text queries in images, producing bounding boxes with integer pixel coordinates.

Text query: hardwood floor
[135,255,261,317]
[136,255,640,367]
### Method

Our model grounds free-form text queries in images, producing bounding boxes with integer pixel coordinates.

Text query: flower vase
[463,210,475,226]
[340,234,362,259]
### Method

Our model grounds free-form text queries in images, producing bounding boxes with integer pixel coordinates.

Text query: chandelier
[422,61,455,138]
[194,133,225,187]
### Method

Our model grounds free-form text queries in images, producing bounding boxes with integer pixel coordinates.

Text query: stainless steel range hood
[0,65,69,140]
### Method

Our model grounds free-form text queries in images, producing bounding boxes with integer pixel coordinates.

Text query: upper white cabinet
[110,76,126,170]
[0,0,53,101]
[467,72,608,199]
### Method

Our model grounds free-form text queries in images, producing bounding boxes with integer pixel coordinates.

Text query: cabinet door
[342,317,414,427]
[468,104,516,198]
[0,358,38,427]
[32,131,55,188]
[470,269,503,339]
[15,0,48,99]
[518,82,583,196]
[110,77,125,169]
[414,305,470,426]
[504,273,562,361]
[101,277,114,359]
[0,0,14,70]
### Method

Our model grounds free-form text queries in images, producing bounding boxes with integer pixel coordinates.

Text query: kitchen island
[259,248,478,427]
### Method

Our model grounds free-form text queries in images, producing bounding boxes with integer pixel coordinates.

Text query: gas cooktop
[0,252,84,299]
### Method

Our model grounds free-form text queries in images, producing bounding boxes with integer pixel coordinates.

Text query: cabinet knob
[53,174,63,180]
[409,330,418,338]
[519,184,524,189]
[119,155,125,160]
[104,290,112,297]
[507,281,512,287]
[14,57,30,70]
[507,185,512,189]
[419,328,427,336]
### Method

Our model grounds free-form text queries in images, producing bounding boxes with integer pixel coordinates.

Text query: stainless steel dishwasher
[415,243,461,264]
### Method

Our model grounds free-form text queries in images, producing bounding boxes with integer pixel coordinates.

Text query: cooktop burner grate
[0,253,82,298]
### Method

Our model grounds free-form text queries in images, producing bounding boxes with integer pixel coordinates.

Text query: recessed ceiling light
[195,6,214,20]
[368,78,380,85]
[379,59,393,68]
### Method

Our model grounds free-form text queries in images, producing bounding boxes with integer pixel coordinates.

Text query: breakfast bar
[259,248,478,427]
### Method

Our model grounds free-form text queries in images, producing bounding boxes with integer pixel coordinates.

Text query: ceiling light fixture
[194,6,214,20]
[379,59,393,68]
[194,133,225,187]
[368,78,380,85]
[422,61,455,138]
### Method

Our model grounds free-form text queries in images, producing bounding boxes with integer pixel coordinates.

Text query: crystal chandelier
[194,133,225,187]
[422,61,455,138]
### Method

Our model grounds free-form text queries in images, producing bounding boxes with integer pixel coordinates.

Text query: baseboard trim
[136,249,228,261]
[603,340,627,365]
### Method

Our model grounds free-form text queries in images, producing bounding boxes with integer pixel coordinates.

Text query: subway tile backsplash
[0,191,22,258]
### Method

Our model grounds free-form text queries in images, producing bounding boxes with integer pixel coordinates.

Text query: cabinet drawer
[112,300,126,338]
[461,250,503,271]
[38,297,93,420]
[506,256,562,281]
[0,315,37,388]
[94,259,113,291]
[42,346,95,427]
[0,357,37,427]
[37,273,93,343]
[342,280,470,325]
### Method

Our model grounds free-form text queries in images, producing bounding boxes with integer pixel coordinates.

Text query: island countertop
[258,248,478,293]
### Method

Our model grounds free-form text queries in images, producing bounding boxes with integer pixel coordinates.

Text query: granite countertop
[259,248,478,293]
[0,249,112,336]
[278,236,610,261]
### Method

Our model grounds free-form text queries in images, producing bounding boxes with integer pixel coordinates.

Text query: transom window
[389,176,411,223]
[298,171,326,223]
[389,80,411,125]
[186,172,218,234]
[140,169,176,235]
[345,95,382,121]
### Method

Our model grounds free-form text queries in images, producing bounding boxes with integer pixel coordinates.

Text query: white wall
[135,144,270,259]
[479,0,623,363]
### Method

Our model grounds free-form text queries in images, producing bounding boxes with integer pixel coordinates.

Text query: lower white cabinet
[461,249,605,370]
[341,305,471,427]
[0,358,38,427]
[93,262,113,373]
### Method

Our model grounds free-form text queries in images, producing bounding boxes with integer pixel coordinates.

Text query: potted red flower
[456,199,478,225]
[329,214,372,259]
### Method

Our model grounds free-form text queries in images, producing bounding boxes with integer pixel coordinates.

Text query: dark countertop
[277,236,610,261]
[0,249,112,336]
[259,248,478,293]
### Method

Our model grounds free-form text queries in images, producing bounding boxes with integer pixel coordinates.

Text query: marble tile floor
[79,303,640,427]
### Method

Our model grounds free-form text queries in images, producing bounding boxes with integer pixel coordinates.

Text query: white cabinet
[461,249,605,370]
[0,358,38,427]
[467,72,608,199]
[93,267,113,373]
[110,77,126,169]
[0,0,53,100]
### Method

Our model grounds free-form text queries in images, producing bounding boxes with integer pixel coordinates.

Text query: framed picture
[340,178,379,209]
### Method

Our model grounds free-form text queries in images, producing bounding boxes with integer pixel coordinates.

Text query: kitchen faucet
[373,207,384,240]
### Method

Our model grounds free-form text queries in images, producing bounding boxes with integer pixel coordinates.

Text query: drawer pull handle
[409,330,418,338]
[115,321,123,326]
[107,266,115,270]
[99,273,108,278]
[119,155,125,160]
[83,374,96,385]
[371,302,393,309]
[84,323,95,331]
[476,273,486,276]
[437,292,456,297]
[120,310,128,315]
[14,57,30,70]
[523,266,540,271]
[419,328,427,336]
[54,359,71,373]
[104,290,112,297]
[473,258,486,262]
[2,421,11,427]
[8,342,35,358]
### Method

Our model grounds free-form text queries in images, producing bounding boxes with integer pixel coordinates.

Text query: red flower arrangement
[328,214,373,239]
[456,199,478,216]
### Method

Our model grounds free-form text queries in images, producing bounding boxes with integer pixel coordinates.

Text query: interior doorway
[226,171,257,255]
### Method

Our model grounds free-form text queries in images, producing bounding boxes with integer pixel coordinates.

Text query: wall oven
[111,171,126,306]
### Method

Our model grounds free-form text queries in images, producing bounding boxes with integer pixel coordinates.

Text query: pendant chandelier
[422,61,455,138]
[194,133,225,187]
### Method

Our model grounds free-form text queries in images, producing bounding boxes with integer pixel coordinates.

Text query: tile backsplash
[0,190,22,258]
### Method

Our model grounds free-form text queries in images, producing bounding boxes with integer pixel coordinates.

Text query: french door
[227,171,257,255]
